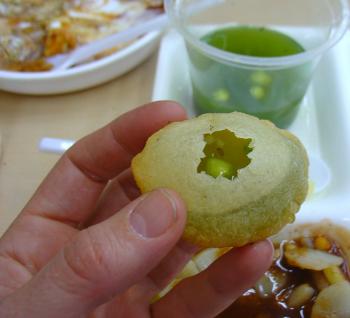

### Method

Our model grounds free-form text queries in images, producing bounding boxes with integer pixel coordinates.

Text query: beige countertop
[0,53,157,236]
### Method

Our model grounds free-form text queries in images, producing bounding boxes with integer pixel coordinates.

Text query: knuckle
[63,227,120,285]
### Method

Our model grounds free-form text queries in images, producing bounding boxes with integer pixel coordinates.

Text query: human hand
[0,102,273,318]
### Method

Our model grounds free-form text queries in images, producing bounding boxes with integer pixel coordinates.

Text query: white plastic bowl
[0,31,161,95]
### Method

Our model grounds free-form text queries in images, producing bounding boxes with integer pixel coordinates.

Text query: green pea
[250,86,265,100]
[212,89,230,102]
[251,71,272,86]
[205,157,234,179]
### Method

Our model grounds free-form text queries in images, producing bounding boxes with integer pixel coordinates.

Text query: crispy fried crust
[132,112,309,248]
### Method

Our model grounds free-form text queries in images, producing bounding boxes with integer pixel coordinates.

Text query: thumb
[0,189,186,318]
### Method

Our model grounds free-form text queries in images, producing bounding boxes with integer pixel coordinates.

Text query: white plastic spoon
[49,13,168,71]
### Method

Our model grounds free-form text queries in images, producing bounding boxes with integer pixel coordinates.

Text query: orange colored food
[0,0,163,72]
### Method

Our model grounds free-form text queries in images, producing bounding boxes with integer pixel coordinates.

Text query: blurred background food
[156,221,350,318]
[0,0,163,71]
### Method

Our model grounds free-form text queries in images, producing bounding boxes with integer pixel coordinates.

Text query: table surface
[0,52,157,236]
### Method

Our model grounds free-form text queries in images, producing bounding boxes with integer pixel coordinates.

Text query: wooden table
[0,53,158,236]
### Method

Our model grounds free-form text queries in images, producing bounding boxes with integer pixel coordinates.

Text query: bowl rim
[165,0,350,68]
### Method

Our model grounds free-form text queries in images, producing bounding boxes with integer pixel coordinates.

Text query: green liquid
[188,26,312,127]
[202,26,304,57]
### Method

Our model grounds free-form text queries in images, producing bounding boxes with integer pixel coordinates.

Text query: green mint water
[187,26,312,127]
[202,26,304,57]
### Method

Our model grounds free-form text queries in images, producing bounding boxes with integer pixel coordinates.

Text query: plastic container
[165,0,350,127]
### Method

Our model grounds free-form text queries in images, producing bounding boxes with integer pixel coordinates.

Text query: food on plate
[156,221,350,318]
[0,0,64,20]
[132,112,308,247]
[0,0,163,72]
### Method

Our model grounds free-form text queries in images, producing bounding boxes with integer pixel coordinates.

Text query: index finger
[23,101,187,226]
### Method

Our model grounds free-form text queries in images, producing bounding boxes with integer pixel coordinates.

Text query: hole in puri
[197,129,253,180]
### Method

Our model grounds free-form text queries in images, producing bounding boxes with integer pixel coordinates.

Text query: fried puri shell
[132,112,308,247]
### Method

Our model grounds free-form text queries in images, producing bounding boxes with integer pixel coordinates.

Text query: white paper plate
[0,31,161,95]
[152,30,350,225]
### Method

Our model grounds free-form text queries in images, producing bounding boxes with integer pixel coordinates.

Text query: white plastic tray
[152,30,350,225]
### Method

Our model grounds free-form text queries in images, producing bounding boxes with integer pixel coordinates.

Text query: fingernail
[130,189,177,238]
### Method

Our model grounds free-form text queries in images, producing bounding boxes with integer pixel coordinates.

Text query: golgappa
[132,112,308,247]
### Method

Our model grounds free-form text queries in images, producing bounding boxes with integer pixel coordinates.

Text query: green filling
[198,129,253,179]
